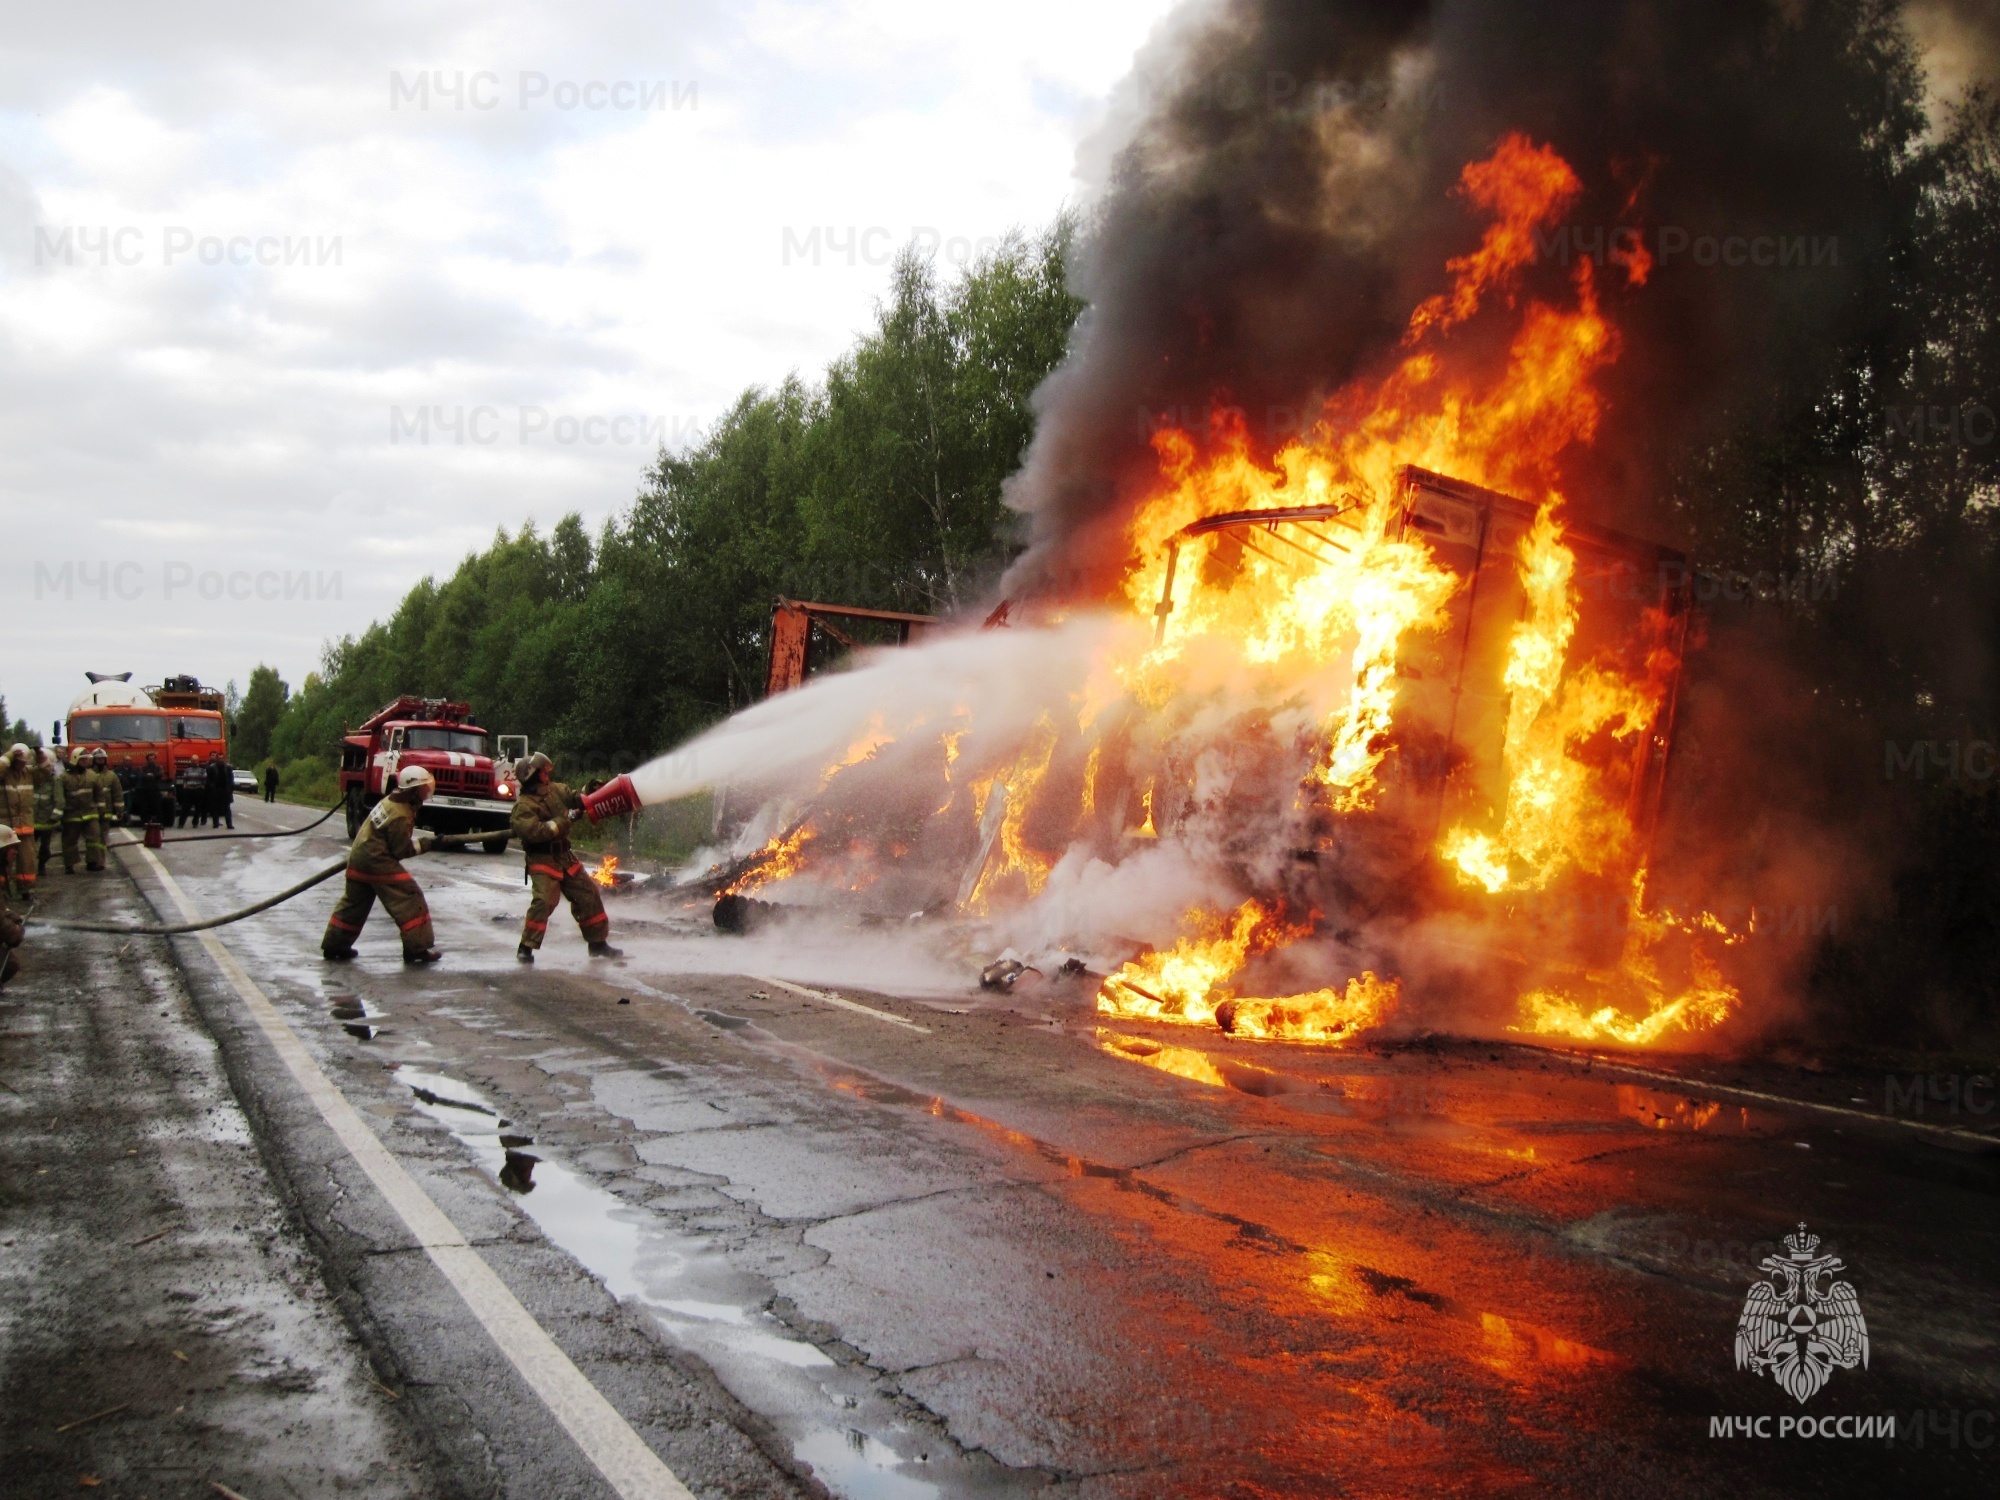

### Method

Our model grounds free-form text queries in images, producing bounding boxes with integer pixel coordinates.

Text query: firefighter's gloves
[541,820,564,841]
[412,828,438,854]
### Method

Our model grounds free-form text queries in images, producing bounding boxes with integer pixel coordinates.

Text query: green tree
[0,695,43,751]
[264,217,1083,774]
[233,665,290,765]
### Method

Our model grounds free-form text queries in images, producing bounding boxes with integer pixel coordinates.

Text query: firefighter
[86,749,122,867]
[322,765,442,965]
[60,749,98,873]
[0,826,24,986]
[32,748,62,877]
[510,752,621,963]
[2,744,36,903]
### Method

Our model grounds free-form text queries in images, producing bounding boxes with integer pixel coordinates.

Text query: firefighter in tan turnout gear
[32,748,61,878]
[322,765,442,965]
[0,826,24,986]
[510,752,620,963]
[2,744,37,903]
[60,749,100,873]
[85,749,121,866]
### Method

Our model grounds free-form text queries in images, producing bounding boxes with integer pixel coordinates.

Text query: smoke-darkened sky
[1004,0,1996,597]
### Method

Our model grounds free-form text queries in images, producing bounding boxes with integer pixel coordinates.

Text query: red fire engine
[339,698,517,850]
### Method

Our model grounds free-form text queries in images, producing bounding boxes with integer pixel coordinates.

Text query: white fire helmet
[396,765,436,795]
[7,743,27,761]
[72,748,92,767]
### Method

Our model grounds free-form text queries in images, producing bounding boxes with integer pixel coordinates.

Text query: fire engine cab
[65,673,230,823]
[339,698,517,851]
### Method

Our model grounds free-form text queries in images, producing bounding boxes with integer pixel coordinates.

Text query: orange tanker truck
[65,673,230,823]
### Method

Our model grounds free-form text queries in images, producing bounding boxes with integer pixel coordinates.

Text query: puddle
[1095,1029,1390,1117]
[795,1428,945,1500]
[330,996,387,1040]
[1613,1084,1772,1134]
[797,1052,1621,1378]
[499,1151,540,1192]
[396,1067,976,1499]
[407,1082,496,1117]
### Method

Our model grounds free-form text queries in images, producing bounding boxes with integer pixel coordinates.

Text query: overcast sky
[0,0,1181,738]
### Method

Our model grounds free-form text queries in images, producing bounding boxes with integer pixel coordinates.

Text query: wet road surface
[0,843,431,1496]
[5,799,1997,1497]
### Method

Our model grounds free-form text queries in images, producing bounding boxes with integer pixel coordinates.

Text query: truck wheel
[482,836,509,855]
[344,792,372,839]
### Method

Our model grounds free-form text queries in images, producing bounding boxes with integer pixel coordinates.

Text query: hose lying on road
[26,831,494,935]
[103,798,346,848]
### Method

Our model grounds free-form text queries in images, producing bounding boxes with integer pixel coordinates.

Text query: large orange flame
[739,134,1740,1052]
[1097,900,1398,1045]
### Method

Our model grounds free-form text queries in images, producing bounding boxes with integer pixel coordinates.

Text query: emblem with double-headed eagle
[1734,1222,1869,1404]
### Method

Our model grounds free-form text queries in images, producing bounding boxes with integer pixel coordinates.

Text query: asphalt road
[3,798,1996,1498]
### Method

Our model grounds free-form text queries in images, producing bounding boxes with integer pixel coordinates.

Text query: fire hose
[102,797,347,848]
[26,831,496,936]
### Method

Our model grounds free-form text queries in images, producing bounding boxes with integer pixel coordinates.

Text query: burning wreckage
[580,136,1754,1054]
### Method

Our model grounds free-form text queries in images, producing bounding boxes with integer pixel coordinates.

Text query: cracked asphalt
[2,799,1996,1497]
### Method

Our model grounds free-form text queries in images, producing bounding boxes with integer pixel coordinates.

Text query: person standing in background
[60,749,97,873]
[1,746,37,903]
[263,763,279,803]
[133,755,163,826]
[0,827,24,985]
[32,748,61,877]
[206,752,234,830]
[85,749,119,868]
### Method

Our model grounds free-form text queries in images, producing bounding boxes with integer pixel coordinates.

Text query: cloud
[0,0,1178,730]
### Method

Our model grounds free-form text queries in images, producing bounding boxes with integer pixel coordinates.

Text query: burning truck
[578,136,1759,1053]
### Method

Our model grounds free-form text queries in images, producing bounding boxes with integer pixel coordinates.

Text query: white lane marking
[130,843,696,1500]
[1570,1053,2000,1148]
[749,974,931,1033]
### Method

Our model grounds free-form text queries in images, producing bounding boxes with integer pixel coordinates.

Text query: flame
[744,135,1740,1053]
[820,716,893,789]
[724,823,816,896]
[1508,873,1744,1045]
[1440,503,1660,893]
[1120,134,1614,822]
[1095,900,1398,1045]
[963,718,1059,913]
[590,854,619,887]
[1406,134,1584,340]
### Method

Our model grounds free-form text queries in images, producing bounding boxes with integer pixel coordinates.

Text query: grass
[568,790,717,868]
[274,755,342,809]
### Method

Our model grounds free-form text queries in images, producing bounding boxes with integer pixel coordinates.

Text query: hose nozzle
[580,773,641,823]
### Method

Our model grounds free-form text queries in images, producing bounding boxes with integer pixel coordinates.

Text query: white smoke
[625,613,1134,806]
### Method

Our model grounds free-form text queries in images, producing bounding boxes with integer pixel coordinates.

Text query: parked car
[233,767,258,794]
